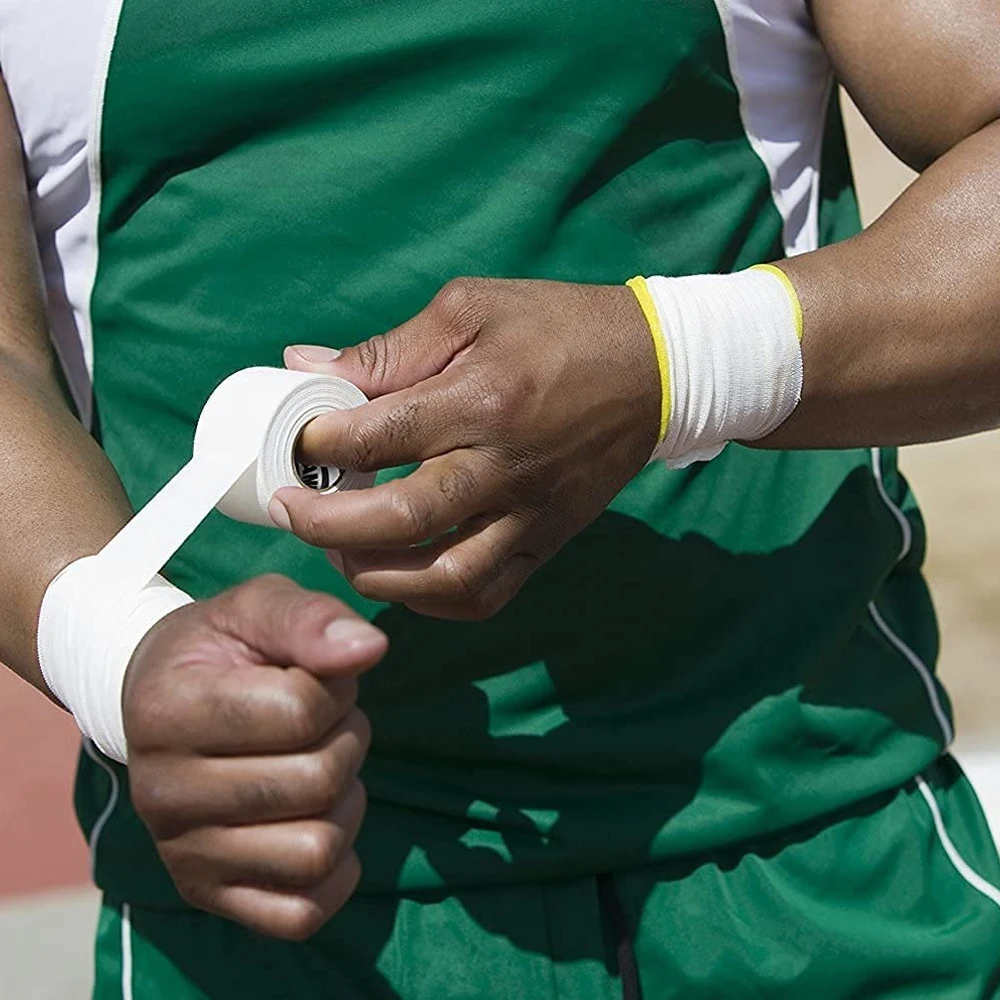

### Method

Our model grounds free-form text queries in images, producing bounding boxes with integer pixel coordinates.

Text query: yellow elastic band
[751,263,804,341]
[626,276,671,444]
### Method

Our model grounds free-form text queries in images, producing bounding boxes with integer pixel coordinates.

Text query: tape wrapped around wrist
[628,267,803,469]
[38,367,374,763]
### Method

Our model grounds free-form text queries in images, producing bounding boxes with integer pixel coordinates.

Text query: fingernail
[327,549,345,574]
[289,345,342,364]
[323,618,384,654]
[268,497,292,531]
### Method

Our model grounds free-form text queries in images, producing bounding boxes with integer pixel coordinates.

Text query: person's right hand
[121,574,386,941]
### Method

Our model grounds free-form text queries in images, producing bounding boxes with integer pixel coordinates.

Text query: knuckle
[437,463,478,506]
[300,752,344,812]
[296,827,340,883]
[236,573,291,605]
[341,419,381,473]
[355,335,391,388]
[296,504,334,546]
[433,277,480,327]
[387,489,434,540]
[278,901,326,942]
[282,689,328,747]
[437,551,482,601]
[284,592,335,634]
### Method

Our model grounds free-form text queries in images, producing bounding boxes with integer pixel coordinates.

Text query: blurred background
[0,95,997,998]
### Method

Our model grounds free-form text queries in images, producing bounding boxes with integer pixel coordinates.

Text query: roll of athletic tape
[99,366,374,597]
[197,367,373,526]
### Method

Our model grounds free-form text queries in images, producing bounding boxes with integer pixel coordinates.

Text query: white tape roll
[38,366,374,762]
[98,367,374,597]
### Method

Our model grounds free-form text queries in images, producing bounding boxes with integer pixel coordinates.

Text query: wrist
[37,558,192,762]
[627,265,804,468]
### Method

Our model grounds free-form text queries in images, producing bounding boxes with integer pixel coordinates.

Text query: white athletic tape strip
[644,268,803,468]
[38,367,374,763]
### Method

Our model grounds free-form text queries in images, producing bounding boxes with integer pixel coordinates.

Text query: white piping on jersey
[916,774,1000,909]
[121,902,135,1000]
[75,6,129,888]
[82,739,121,879]
[866,447,953,748]
[870,445,913,561]
[712,0,834,257]
[868,601,954,747]
[78,0,128,428]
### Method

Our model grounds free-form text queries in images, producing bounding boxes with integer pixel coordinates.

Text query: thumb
[207,574,387,679]
[284,278,488,398]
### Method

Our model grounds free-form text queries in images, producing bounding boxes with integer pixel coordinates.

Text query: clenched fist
[271,277,661,620]
[122,574,386,940]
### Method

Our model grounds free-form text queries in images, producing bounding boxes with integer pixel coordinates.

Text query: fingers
[403,555,540,621]
[340,515,543,620]
[131,708,371,834]
[293,369,482,473]
[163,781,366,891]
[203,574,387,677]
[339,514,516,600]
[187,846,363,942]
[127,659,360,757]
[273,450,506,550]
[284,277,491,398]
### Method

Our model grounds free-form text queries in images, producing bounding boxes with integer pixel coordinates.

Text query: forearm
[0,80,131,694]
[768,118,1000,449]
[0,352,132,692]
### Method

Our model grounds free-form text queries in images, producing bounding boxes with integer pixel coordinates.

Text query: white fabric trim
[79,0,128,427]
[916,774,1000,909]
[120,902,134,1000]
[867,448,953,748]
[81,738,121,880]
[713,0,834,256]
[0,0,118,425]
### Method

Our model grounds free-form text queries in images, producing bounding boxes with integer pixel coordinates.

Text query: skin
[275,0,1000,620]
[0,0,996,940]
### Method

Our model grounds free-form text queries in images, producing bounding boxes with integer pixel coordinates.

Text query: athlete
[1,0,1000,996]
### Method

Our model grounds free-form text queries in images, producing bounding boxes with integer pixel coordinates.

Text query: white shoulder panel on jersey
[713,0,835,257]
[0,0,115,422]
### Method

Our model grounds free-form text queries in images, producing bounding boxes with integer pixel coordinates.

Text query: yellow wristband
[750,263,804,341]
[626,276,671,444]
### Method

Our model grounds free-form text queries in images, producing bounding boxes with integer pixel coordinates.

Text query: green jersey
[51,0,950,907]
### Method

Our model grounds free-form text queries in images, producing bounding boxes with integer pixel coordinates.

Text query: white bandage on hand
[629,266,804,469]
[38,558,193,763]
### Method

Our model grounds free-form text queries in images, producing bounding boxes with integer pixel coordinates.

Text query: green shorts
[93,756,1000,1000]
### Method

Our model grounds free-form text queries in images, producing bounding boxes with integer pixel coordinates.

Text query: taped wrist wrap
[628,266,804,469]
[37,559,192,763]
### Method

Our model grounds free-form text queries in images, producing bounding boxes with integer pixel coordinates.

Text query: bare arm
[0,77,132,694]
[768,0,1000,447]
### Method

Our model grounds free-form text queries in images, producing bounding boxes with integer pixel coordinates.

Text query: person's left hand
[271,277,661,619]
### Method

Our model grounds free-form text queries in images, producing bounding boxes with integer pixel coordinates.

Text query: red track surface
[0,667,90,898]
